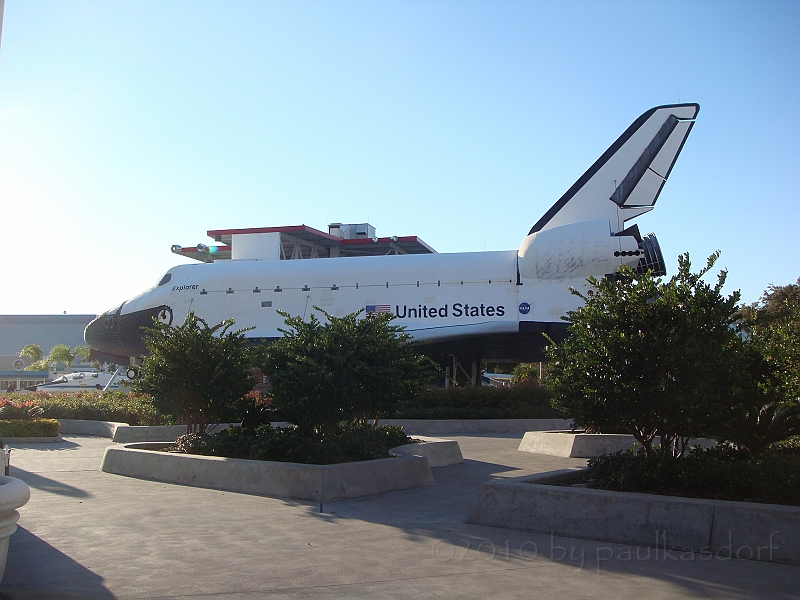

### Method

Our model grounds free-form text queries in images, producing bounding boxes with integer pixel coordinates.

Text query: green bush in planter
[398,382,561,419]
[261,309,436,436]
[0,419,60,437]
[588,446,800,506]
[0,399,44,420]
[546,253,747,457]
[31,391,171,425]
[175,423,410,465]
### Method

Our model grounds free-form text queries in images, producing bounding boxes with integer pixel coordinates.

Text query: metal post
[2,444,9,477]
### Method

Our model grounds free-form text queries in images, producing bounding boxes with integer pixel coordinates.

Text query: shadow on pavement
[6,440,82,451]
[298,459,800,600]
[0,527,115,599]
[8,467,92,499]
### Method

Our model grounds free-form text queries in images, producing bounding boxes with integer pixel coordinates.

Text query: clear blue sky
[1,1,798,315]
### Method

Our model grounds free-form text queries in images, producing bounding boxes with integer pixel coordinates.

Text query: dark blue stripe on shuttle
[610,114,679,207]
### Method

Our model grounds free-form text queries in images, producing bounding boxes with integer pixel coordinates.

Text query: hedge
[175,424,411,465]
[588,445,800,506]
[31,391,172,426]
[396,382,562,419]
[4,382,565,426]
[0,419,61,438]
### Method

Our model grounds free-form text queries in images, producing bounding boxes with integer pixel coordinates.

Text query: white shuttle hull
[85,104,699,365]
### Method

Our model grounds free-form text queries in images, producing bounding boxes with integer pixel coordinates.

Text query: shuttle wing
[530,103,699,235]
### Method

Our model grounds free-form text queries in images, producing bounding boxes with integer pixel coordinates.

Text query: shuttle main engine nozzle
[636,233,666,277]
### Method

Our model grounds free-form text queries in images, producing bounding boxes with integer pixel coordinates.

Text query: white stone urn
[0,476,30,583]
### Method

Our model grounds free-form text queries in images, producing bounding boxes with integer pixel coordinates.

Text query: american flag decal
[366,304,392,314]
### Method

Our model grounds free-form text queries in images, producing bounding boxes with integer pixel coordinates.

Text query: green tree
[715,291,800,454]
[19,344,44,361]
[47,344,91,373]
[546,252,743,457]
[742,277,800,328]
[261,309,436,436]
[714,395,800,455]
[510,363,539,384]
[743,282,800,402]
[131,312,256,434]
[20,344,49,371]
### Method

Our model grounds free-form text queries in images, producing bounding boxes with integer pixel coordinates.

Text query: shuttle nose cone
[84,313,105,349]
[85,304,171,362]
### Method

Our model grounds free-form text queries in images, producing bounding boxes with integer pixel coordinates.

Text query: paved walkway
[2,434,798,599]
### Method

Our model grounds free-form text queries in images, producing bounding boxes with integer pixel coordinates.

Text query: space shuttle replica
[85,104,699,376]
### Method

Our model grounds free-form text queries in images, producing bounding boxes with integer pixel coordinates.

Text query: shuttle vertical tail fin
[530,103,699,235]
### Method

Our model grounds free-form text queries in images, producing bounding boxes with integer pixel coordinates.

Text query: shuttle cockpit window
[157,273,172,287]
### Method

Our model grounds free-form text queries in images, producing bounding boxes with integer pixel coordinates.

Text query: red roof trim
[206,225,341,243]
[201,226,435,253]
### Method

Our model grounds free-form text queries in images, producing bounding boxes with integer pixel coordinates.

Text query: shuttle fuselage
[85,104,699,365]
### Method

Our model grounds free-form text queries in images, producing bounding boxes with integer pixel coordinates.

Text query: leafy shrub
[777,435,800,451]
[546,254,749,457]
[510,363,539,385]
[397,382,562,420]
[712,399,800,455]
[0,399,44,421]
[132,312,257,434]
[262,310,436,435]
[175,424,411,465]
[239,390,275,433]
[30,391,172,425]
[0,419,60,437]
[588,446,800,506]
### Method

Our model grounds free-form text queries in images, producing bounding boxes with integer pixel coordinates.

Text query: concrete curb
[518,431,637,458]
[57,420,234,442]
[58,420,124,438]
[517,431,719,458]
[59,418,573,440]
[111,423,247,442]
[383,419,573,434]
[100,442,435,501]
[467,475,800,566]
[389,437,464,467]
[112,425,189,443]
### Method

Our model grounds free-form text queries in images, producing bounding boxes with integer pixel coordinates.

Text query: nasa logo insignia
[519,302,531,315]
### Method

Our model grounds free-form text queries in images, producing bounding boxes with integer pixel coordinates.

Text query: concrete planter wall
[518,431,638,458]
[0,436,63,444]
[101,442,435,501]
[382,419,572,435]
[468,471,800,566]
[58,420,234,443]
[58,420,130,438]
[60,418,573,441]
[0,476,31,583]
[388,436,463,467]
[517,432,717,458]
